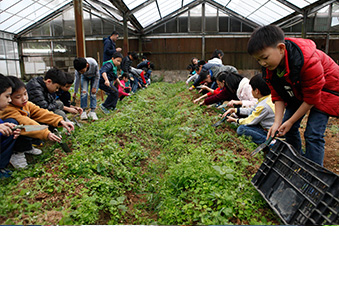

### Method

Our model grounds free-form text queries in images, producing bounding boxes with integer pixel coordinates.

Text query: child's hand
[68,107,79,114]
[226,116,236,123]
[267,122,281,139]
[226,100,236,107]
[0,123,20,137]
[75,107,83,115]
[60,120,74,133]
[104,80,110,87]
[48,132,62,143]
[224,108,235,117]
[188,86,194,91]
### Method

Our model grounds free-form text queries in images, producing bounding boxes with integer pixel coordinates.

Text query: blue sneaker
[100,103,110,115]
[0,168,12,179]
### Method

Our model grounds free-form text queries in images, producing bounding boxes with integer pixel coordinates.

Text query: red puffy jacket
[264,37,339,117]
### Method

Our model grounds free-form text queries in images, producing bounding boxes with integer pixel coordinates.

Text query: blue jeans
[99,81,119,110]
[237,125,267,145]
[81,75,98,109]
[283,106,329,166]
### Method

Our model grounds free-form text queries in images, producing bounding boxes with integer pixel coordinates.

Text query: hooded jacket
[103,36,117,62]
[263,37,339,116]
[0,101,63,140]
[26,77,58,112]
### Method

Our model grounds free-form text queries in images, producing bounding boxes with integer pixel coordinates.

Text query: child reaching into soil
[0,76,74,169]
[223,73,275,145]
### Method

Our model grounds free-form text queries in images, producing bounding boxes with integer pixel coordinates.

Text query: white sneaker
[24,147,42,155]
[88,111,98,121]
[10,152,28,169]
[80,111,88,120]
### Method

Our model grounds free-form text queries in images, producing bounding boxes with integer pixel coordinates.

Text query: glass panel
[158,0,181,18]
[0,61,8,75]
[91,15,103,35]
[123,0,145,10]
[134,2,160,28]
[5,40,15,59]
[0,39,5,59]
[7,60,17,76]
[179,16,188,33]
[219,15,229,32]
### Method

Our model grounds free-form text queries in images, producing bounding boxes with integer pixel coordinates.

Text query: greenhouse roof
[0,0,337,35]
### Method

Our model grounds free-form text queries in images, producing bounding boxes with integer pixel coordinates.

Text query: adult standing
[103,31,122,63]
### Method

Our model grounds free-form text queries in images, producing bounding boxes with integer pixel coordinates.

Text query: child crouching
[0,76,74,169]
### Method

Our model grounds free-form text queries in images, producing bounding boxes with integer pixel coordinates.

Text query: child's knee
[237,125,246,135]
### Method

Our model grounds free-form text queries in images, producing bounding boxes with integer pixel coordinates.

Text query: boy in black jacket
[26,67,67,119]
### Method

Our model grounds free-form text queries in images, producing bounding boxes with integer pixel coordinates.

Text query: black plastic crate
[252,139,339,225]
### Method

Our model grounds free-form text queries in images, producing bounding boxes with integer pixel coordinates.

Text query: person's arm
[73,71,80,97]
[267,100,285,138]
[193,94,208,104]
[278,101,314,136]
[59,120,74,133]
[92,64,100,94]
[102,72,110,86]
[63,106,78,114]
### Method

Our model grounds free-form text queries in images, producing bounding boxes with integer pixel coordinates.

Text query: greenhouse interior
[1,0,339,79]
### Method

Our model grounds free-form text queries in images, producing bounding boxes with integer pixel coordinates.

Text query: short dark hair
[216,72,228,83]
[73,57,87,71]
[120,73,130,80]
[0,74,13,94]
[7,76,26,93]
[142,55,147,60]
[0,73,14,94]
[63,72,74,85]
[128,51,138,60]
[225,72,244,94]
[198,60,206,67]
[142,67,148,72]
[211,49,224,59]
[249,73,271,96]
[111,31,119,36]
[113,52,123,59]
[44,67,66,86]
[187,65,193,71]
[149,62,154,69]
[199,70,210,82]
[247,25,285,55]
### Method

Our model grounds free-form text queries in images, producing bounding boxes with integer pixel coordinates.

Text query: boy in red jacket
[248,25,339,166]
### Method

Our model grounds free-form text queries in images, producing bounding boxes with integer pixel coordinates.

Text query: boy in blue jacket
[99,52,124,114]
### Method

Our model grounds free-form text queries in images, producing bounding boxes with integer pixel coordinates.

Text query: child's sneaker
[10,152,28,169]
[80,111,88,120]
[24,147,42,155]
[0,168,12,179]
[88,111,98,120]
[100,103,110,115]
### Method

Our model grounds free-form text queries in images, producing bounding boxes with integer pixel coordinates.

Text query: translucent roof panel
[133,2,161,28]
[124,0,145,11]
[0,0,71,34]
[157,0,182,19]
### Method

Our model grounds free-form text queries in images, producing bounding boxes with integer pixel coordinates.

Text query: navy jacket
[103,36,117,62]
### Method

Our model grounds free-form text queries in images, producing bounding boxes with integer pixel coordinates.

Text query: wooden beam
[73,0,86,58]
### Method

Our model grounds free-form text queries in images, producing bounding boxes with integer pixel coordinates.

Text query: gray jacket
[74,57,100,93]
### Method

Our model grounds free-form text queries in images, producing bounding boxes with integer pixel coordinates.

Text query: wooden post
[73,0,86,57]
[201,2,206,60]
